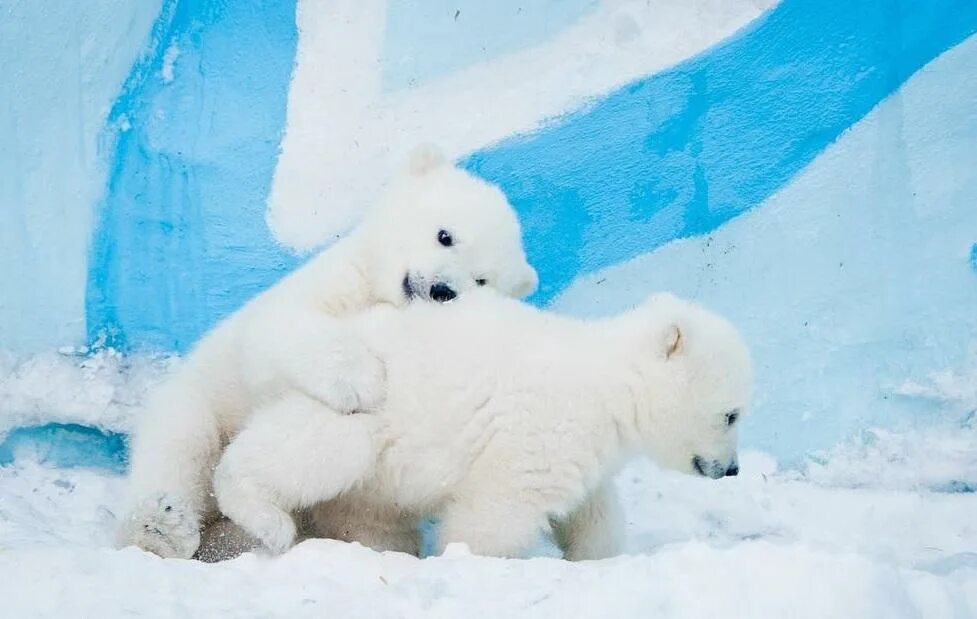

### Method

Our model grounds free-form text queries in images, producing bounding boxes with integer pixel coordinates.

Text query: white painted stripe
[269,0,779,250]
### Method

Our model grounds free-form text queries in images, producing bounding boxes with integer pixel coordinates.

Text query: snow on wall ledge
[1,0,976,465]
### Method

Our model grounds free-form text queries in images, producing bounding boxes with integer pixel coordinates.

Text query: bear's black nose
[429,282,457,302]
[725,463,739,477]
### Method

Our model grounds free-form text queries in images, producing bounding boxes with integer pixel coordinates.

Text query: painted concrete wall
[0,0,161,352]
[2,0,976,461]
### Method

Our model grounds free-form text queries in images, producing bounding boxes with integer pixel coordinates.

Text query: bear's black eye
[725,409,740,428]
[438,230,453,247]
[475,278,487,287]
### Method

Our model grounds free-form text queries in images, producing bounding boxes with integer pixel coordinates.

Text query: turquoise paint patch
[86,0,300,353]
[465,0,977,305]
[971,244,977,273]
[382,0,597,91]
[0,423,128,473]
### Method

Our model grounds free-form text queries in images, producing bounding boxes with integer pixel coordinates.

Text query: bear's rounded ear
[513,263,539,298]
[406,143,447,176]
[640,292,688,359]
[662,324,683,360]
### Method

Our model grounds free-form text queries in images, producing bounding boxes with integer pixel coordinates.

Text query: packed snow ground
[1,350,976,618]
[2,442,977,617]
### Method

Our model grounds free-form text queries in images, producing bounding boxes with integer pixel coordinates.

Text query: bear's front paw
[306,345,387,414]
[117,494,200,559]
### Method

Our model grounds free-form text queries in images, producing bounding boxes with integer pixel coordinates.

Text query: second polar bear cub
[214,290,753,559]
[117,147,537,559]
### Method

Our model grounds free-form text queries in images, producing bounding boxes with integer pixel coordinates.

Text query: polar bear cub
[213,290,752,559]
[117,149,537,559]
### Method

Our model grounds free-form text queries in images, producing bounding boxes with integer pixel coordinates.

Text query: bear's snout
[692,455,736,479]
[429,282,457,303]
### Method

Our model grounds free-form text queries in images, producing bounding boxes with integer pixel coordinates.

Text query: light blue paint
[0,0,161,354]
[86,0,300,353]
[0,423,128,473]
[465,0,977,305]
[552,31,977,463]
[85,0,977,353]
[9,0,975,471]
[382,0,597,92]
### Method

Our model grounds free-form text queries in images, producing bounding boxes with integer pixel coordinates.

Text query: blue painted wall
[0,0,161,354]
[2,0,976,466]
[87,0,300,352]
[85,0,977,350]
[381,0,598,91]
[466,0,977,304]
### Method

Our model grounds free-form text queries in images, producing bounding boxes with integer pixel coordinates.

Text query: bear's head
[359,145,537,306]
[627,293,753,479]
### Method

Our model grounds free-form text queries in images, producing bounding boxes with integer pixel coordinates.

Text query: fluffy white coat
[118,150,537,559]
[213,290,753,559]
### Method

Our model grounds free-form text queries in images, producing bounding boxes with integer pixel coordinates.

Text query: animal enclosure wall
[2,0,976,463]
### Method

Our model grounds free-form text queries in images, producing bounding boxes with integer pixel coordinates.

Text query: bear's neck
[558,319,658,481]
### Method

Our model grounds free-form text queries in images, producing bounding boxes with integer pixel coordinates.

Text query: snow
[0,351,975,617]
[2,9,975,615]
[1,440,976,617]
[1,345,974,616]
[0,349,172,438]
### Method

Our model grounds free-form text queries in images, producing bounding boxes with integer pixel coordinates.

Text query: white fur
[213,290,753,559]
[117,151,537,559]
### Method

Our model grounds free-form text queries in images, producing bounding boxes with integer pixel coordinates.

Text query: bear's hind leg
[213,392,378,554]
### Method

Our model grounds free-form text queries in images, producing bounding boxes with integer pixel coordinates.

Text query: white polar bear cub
[213,290,753,559]
[118,148,537,559]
